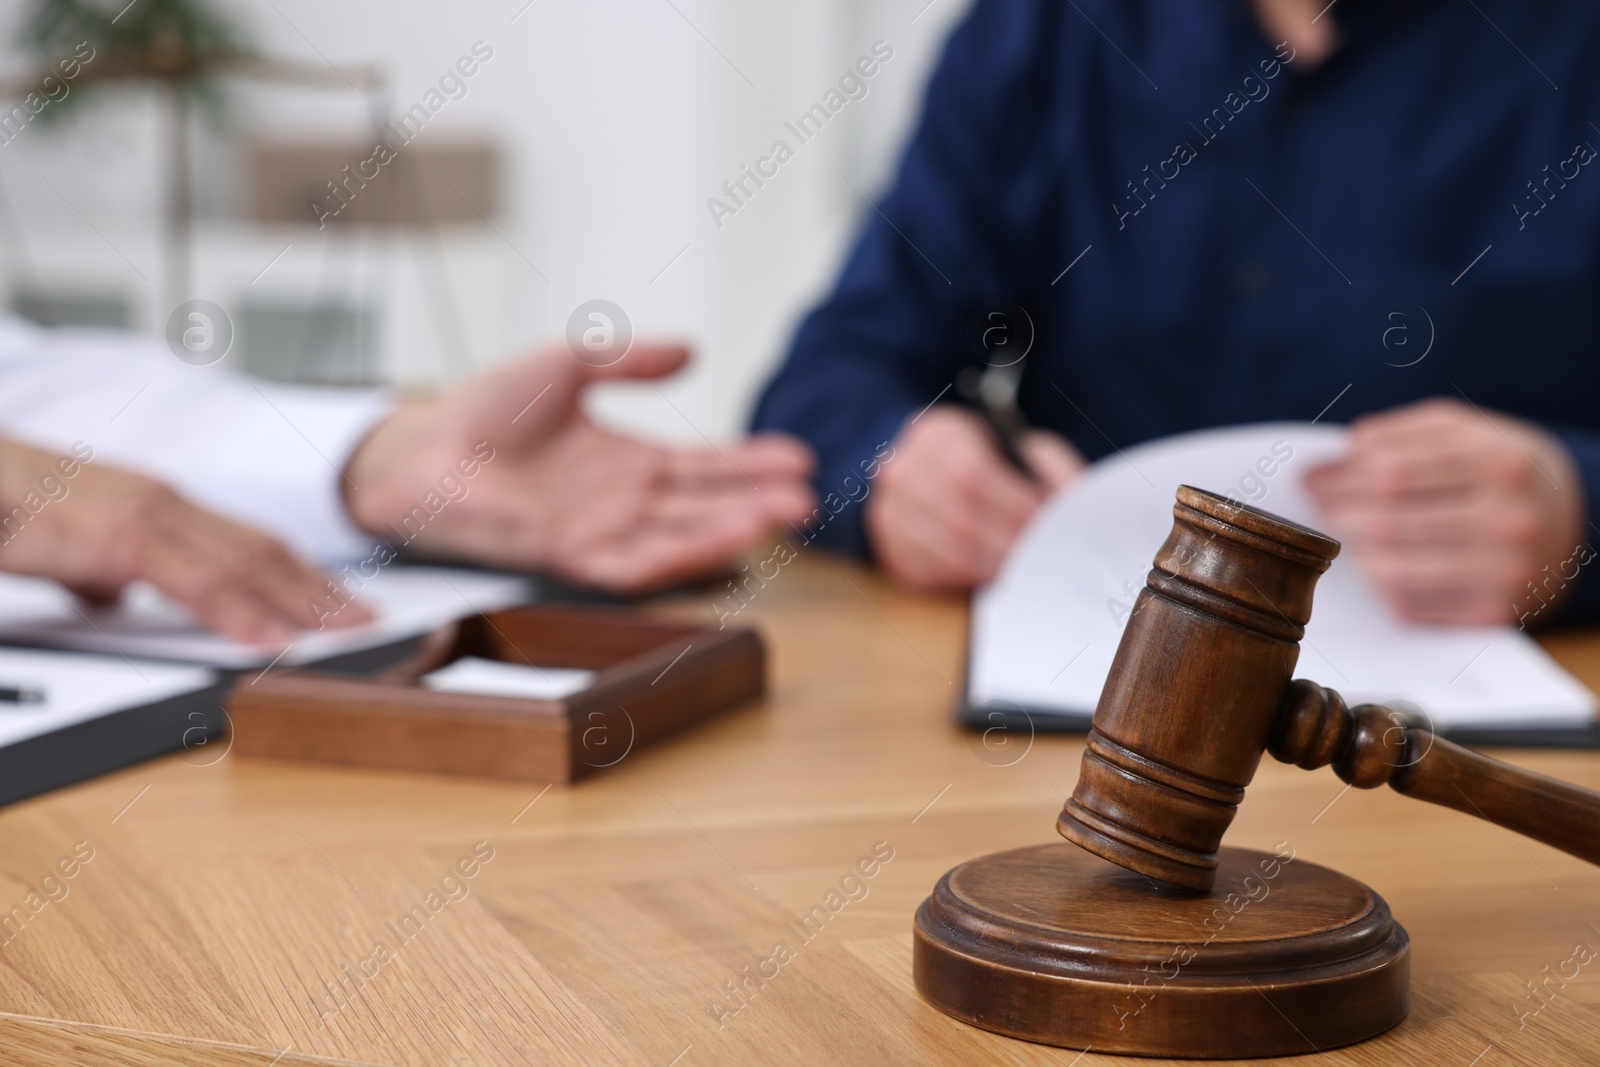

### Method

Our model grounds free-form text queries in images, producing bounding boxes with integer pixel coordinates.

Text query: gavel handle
[1390,732,1600,866]
[1272,679,1600,868]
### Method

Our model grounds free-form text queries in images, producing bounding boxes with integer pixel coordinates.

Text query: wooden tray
[227,605,764,783]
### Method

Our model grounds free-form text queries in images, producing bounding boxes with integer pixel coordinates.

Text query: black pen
[0,685,45,705]
[956,364,1039,484]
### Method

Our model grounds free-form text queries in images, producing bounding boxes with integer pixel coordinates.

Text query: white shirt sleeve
[0,315,391,564]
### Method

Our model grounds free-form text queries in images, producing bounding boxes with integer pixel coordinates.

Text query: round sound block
[913,844,1409,1058]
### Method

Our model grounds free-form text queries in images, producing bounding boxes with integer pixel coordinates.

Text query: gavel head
[1057,485,1341,892]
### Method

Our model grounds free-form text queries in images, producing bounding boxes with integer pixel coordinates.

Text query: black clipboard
[0,633,432,810]
[954,637,1600,749]
[0,680,230,808]
[955,699,1600,749]
[0,554,630,808]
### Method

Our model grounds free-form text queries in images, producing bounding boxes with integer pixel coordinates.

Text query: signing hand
[1304,398,1585,625]
[341,344,817,593]
[866,405,1083,592]
[0,437,369,641]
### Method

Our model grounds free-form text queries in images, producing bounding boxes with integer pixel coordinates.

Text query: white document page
[0,565,534,669]
[970,423,1597,730]
[421,657,596,701]
[0,647,215,748]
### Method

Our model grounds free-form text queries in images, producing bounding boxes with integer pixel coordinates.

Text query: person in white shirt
[0,315,814,641]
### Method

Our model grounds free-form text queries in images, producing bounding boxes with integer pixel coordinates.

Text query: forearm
[0,317,391,563]
[752,1,1055,556]
[1543,425,1600,624]
[0,436,86,527]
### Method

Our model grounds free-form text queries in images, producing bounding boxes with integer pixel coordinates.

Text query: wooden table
[1,554,1598,1066]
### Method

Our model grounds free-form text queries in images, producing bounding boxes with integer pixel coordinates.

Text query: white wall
[0,0,971,439]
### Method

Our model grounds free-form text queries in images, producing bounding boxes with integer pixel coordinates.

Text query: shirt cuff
[1544,424,1600,625]
[791,404,914,560]
[198,383,395,563]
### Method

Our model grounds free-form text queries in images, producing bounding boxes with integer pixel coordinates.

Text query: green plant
[8,0,381,314]
[18,0,253,124]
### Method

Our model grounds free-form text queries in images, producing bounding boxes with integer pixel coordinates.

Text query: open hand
[342,344,816,593]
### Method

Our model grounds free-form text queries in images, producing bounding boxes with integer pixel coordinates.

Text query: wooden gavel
[1058,485,1600,892]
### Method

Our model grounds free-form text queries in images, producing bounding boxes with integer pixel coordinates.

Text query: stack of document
[968,424,1598,735]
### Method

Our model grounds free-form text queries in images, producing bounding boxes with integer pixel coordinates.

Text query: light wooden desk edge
[0,554,1597,1066]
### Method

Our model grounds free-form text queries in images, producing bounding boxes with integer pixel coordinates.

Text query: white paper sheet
[970,423,1598,730]
[0,565,534,669]
[0,647,215,748]
[421,656,595,701]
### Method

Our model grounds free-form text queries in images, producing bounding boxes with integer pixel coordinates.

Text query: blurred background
[0,0,972,439]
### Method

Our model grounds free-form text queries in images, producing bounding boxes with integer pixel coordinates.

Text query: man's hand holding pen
[865,403,1082,592]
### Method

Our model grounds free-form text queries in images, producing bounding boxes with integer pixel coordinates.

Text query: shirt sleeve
[0,315,391,564]
[1545,425,1600,625]
[749,0,1064,557]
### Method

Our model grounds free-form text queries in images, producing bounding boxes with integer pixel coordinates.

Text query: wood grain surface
[0,553,1597,1066]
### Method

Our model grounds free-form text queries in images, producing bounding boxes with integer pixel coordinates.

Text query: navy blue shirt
[751,0,1600,620]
